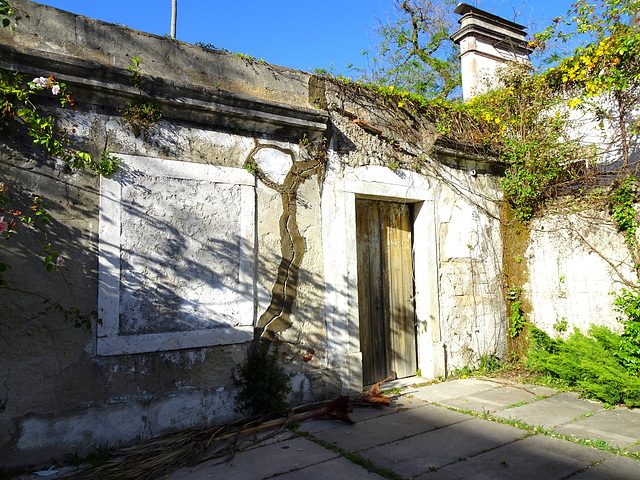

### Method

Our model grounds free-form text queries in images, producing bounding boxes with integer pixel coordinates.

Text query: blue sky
[35,1,573,74]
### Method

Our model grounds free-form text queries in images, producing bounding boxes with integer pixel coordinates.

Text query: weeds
[64,443,114,469]
[127,56,144,89]
[120,101,162,136]
[232,347,291,416]
[450,353,504,379]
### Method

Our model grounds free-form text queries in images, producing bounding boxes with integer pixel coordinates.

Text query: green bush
[612,288,640,376]
[232,347,291,416]
[527,326,640,407]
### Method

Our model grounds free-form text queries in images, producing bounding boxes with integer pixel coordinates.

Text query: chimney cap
[453,3,527,31]
[451,2,533,56]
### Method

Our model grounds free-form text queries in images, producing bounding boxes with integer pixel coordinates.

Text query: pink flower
[51,84,61,95]
[0,217,7,233]
[32,76,51,89]
[55,256,65,267]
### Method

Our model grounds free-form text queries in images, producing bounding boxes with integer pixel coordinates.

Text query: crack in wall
[245,140,327,348]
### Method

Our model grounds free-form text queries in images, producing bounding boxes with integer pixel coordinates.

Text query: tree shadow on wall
[0,142,349,398]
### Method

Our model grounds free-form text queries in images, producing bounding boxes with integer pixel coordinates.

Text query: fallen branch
[60,389,394,480]
[357,376,394,406]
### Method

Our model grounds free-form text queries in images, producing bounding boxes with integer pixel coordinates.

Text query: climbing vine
[330,62,590,224]
[534,0,640,168]
[507,287,526,338]
[608,176,640,376]
[0,4,120,327]
[1,73,120,175]
[610,176,639,265]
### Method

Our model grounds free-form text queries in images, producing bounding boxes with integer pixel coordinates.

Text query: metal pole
[170,0,177,38]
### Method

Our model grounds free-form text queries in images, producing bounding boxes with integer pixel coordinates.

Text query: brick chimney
[451,3,533,101]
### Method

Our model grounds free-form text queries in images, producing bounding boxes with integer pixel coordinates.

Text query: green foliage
[476,66,587,223]
[0,24,120,327]
[1,72,120,176]
[85,443,114,466]
[0,0,13,29]
[610,176,637,246]
[232,347,292,416]
[534,0,640,167]
[507,287,527,338]
[509,301,526,338]
[358,62,589,222]
[450,364,472,378]
[122,57,163,136]
[244,158,257,174]
[355,0,461,98]
[43,298,96,329]
[355,1,640,222]
[451,352,502,377]
[120,101,162,135]
[477,353,501,373]
[611,287,640,375]
[527,325,640,406]
[553,317,569,333]
[65,443,114,469]
[195,42,265,63]
[127,56,144,89]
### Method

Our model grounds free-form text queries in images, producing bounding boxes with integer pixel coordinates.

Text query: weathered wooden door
[356,198,417,385]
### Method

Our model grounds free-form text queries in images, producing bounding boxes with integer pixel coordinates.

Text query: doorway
[355,198,417,385]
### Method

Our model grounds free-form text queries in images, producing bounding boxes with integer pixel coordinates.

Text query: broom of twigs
[61,377,394,480]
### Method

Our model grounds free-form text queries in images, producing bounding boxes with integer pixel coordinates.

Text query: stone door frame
[322,162,444,393]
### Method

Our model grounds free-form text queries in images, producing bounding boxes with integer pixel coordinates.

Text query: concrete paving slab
[357,417,526,478]
[377,376,430,391]
[166,436,338,480]
[410,378,500,403]
[417,434,612,480]
[300,396,424,434]
[240,430,295,450]
[311,404,471,452]
[443,386,538,413]
[486,378,557,397]
[554,407,640,449]
[518,383,558,397]
[569,455,640,480]
[494,392,603,428]
[275,456,386,479]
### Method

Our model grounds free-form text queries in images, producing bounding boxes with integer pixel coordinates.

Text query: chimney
[451,3,533,101]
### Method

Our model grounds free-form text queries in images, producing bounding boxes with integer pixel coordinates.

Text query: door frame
[356,198,417,384]
[322,166,444,394]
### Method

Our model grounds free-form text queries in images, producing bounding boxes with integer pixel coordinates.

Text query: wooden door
[356,199,417,385]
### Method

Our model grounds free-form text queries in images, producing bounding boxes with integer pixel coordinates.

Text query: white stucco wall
[322,146,507,387]
[524,208,636,337]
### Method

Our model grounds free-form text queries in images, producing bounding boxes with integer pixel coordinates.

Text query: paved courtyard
[163,377,640,480]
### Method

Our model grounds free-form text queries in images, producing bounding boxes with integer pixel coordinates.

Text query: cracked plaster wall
[0,0,599,468]
[0,118,267,466]
[322,80,507,385]
[0,1,333,466]
[522,206,637,339]
[435,169,506,369]
[0,109,333,466]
